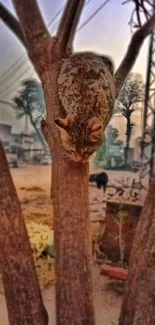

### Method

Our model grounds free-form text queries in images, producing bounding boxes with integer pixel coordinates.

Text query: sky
[0,0,150,132]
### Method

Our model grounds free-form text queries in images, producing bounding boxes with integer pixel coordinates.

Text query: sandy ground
[0,164,143,325]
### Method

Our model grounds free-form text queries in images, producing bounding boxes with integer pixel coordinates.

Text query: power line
[48,6,63,28]
[0,66,33,98]
[0,1,92,85]
[77,0,110,31]
[0,62,32,92]
[0,6,64,82]
[0,56,29,87]
[0,0,110,97]
[0,71,36,99]
[50,0,92,34]
[0,53,26,83]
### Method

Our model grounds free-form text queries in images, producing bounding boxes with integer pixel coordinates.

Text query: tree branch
[56,0,86,53]
[0,3,25,46]
[12,0,51,60]
[114,13,155,97]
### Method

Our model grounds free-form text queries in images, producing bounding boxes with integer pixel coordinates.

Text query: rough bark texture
[40,55,96,324]
[57,0,85,53]
[0,141,48,325]
[119,178,155,325]
[41,63,96,324]
[52,157,95,325]
[124,115,132,165]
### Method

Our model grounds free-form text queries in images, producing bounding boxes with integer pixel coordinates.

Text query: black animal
[89,172,108,192]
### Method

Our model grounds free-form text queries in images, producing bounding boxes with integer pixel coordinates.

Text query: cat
[55,52,115,163]
[89,172,108,192]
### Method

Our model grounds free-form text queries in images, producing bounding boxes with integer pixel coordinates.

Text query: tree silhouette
[13,79,46,148]
[118,73,144,165]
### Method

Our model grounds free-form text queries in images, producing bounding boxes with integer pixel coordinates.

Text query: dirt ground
[0,164,144,325]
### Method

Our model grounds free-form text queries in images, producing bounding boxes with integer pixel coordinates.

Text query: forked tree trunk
[52,157,95,325]
[119,178,155,325]
[0,141,48,325]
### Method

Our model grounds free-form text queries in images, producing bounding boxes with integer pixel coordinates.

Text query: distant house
[0,122,48,162]
[0,123,13,146]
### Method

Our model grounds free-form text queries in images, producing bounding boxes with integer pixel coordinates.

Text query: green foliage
[12,78,46,147]
[94,137,106,167]
[13,78,45,120]
[94,124,124,169]
[116,139,123,146]
[105,124,119,145]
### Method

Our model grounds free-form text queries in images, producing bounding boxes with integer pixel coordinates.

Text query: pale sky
[0,0,149,132]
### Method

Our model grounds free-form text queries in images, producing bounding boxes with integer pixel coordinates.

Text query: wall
[100,200,143,264]
[0,123,12,145]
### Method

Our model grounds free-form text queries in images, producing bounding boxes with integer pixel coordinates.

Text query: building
[0,122,47,162]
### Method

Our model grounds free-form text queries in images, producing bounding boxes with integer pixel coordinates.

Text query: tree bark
[124,117,131,166]
[52,156,95,325]
[119,177,155,325]
[0,141,48,325]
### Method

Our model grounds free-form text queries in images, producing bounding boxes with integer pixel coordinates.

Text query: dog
[89,172,108,192]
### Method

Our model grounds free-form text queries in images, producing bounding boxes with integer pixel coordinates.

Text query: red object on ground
[100,265,128,281]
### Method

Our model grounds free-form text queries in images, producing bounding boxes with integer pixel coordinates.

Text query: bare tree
[0,1,155,325]
[118,73,144,165]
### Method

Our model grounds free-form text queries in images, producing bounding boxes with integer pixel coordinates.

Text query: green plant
[94,138,106,167]
[13,78,46,148]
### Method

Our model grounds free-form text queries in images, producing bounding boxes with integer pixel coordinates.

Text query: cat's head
[55,116,104,163]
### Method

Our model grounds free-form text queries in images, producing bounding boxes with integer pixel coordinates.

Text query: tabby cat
[55,52,115,163]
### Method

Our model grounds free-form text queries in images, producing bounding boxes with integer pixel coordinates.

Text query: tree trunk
[124,118,131,166]
[52,156,95,325]
[0,141,48,325]
[25,114,29,134]
[30,114,47,150]
[119,177,155,325]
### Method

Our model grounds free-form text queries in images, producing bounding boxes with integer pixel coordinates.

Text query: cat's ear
[88,118,102,131]
[91,122,102,132]
[88,118,102,142]
[100,56,114,75]
[55,116,73,131]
